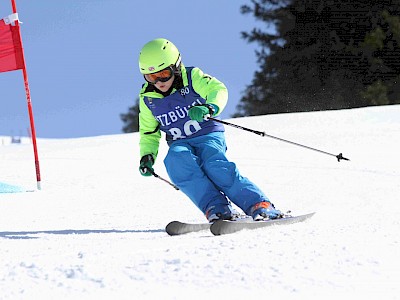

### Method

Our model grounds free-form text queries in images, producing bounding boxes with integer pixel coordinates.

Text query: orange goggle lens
[144,68,173,84]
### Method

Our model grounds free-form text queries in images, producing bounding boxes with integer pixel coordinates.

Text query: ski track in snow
[1,105,399,299]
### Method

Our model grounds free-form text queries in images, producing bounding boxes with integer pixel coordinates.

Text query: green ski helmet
[139,38,181,75]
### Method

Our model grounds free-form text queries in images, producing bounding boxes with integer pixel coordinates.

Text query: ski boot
[250,201,283,221]
[205,204,239,222]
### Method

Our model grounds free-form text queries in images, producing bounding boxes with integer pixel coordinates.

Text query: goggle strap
[175,55,182,69]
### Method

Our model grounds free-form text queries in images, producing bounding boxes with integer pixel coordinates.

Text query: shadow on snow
[0,228,165,239]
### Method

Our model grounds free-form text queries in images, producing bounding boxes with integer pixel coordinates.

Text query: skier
[137,38,282,222]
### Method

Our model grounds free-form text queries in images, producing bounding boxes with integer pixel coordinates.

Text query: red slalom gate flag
[0,12,24,72]
[0,1,42,190]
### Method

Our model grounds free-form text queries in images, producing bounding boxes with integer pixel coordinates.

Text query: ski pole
[208,117,350,162]
[148,169,180,190]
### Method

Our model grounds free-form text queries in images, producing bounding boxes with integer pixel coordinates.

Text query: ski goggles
[144,66,174,84]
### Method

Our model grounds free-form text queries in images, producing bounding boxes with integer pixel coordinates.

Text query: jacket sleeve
[190,67,228,116]
[139,92,161,161]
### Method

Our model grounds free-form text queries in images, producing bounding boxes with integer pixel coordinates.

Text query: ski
[165,215,252,236]
[165,221,211,236]
[210,212,316,236]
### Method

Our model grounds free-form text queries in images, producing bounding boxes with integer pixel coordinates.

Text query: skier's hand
[139,154,154,177]
[188,104,217,122]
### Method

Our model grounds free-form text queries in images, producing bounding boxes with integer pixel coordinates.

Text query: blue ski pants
[164,132,269,215]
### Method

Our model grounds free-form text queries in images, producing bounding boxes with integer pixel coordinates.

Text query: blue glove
[188,104,217,122]
[139,154,154,177]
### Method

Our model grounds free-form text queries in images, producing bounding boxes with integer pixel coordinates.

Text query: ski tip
[165,221,181,236]
[165,221,211,236]
[209,220,224,236]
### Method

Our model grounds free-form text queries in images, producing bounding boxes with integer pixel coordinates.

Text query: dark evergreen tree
[120,98,139,133]
[235,0,400,117]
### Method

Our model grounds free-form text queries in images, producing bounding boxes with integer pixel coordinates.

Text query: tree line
[121,0,400,132]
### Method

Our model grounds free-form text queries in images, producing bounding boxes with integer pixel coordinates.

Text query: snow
[1,105,400,299]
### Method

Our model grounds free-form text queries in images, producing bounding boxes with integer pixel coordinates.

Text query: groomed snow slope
[1,105,399,299]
